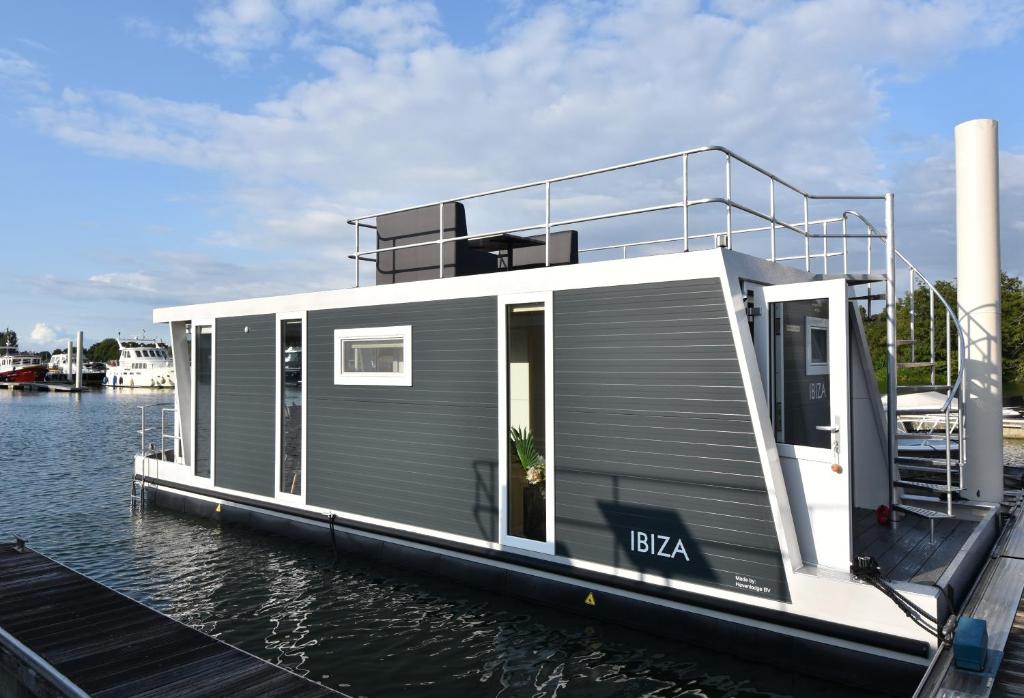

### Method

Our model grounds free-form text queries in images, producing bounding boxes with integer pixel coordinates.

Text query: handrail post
[545,181,551,267]
[909,269,916,362]
[822,220,829,274]
[438,202,445,279]
[139,406,145,455]
[161,408,166,460]
[867,225,873,316]
[355,220,361,287]
[803,196,810,271]
[841,216,848,275]
[929,289,936,385]
[725,154,733,249]
[769,179,776,262]
[682,154,689,252]
[885,193,897,511]
[946,311,952,386]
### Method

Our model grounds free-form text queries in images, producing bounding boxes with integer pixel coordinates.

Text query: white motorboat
[105,338,174,388]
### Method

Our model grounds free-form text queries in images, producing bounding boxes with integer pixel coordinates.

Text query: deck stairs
[881,258,966,541]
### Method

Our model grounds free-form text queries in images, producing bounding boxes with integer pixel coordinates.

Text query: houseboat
[106,337,175,388]
[133,145,1003,691]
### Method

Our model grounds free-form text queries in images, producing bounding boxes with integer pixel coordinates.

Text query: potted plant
[510,426,545,540]
[510,425,545,485]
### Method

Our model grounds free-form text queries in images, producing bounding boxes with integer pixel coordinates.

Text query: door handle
[815,425,839,433]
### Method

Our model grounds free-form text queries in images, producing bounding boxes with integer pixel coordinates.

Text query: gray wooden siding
[306,298,498,541]
[553,279,789,602]
[214,314,276,497]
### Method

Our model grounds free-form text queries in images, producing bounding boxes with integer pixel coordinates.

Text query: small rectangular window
[805,317,829,375]
[333,326,412,386]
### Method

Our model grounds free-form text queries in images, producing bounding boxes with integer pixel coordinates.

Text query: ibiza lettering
[629,530,690,562]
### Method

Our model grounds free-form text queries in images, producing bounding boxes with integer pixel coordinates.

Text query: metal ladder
[886,253,966,540]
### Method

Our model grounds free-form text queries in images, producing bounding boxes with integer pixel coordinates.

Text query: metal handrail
[344,145,889,285]
[138,402,176,458]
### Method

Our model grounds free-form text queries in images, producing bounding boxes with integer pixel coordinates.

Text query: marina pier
[0,542,341,697]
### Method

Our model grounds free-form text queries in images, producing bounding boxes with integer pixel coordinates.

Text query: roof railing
[345,145,888,287]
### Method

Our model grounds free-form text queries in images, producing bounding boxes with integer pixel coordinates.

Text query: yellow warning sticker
[584,592,596,606]
[215,503,221,513]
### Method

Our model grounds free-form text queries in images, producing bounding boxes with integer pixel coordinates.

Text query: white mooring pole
[74,331,84,390]
[955,118,1003,502]
[65,339,72,383]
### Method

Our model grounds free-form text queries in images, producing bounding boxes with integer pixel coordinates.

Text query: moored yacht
[131,143,1009,691]
[47,350,107,386]
[0,345,48,383]
[106,337,175,388]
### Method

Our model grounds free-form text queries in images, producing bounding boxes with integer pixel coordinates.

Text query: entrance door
[762,280,850,570]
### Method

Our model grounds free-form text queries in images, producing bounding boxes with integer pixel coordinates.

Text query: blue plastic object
[953,616,989,672]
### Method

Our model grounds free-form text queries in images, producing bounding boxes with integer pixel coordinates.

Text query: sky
[0,0,1021,350]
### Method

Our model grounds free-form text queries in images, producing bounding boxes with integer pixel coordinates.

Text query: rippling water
[8,391,1019,696]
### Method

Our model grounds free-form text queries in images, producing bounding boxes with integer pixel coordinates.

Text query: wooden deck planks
[852,507,972,583]
[0,544,342,697]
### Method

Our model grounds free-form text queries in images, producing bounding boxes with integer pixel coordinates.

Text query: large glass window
[281,319,302,495]
[771,299,830,448]
[194,326,212,478]
[506,303,546,542]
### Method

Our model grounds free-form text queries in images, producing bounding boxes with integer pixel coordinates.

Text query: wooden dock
[914,496,1024,696]
[0,542,342,697]
[0,382,86,392]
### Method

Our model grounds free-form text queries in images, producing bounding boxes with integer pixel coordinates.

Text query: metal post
[682,154,689,252]
[438,202,445,279]
[725,154,733,249]
[841,216,848,275]
[909,269,916,362]
[929,289,936,385]
[545,181,551,267]
[885,193,897,510]
[65,339,72,383]
[803,196,810,271]
[75,331,83,390]
[355,220,360,287]
[140,406,146,455]
[946,313,952,386]
[867,229,873,316]
[769,179,776,262]
[822,220,828,274]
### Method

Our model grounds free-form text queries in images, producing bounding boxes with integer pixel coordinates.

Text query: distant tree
[87,338,121,363]
[0,328,17,349]
[864,272,1024,391]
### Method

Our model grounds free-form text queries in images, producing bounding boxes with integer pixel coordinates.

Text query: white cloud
[30,322,61,346]
[0,48,48,93]
[171,0,287,67]
[22,0,1024,299]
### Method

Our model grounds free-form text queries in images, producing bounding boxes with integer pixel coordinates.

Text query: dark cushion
[375,202,497,284]
[509,230,579,269]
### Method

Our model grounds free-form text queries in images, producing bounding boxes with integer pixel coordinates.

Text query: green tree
[864,272,1024,392]
[0,328,17,350]
[87,338,121,363]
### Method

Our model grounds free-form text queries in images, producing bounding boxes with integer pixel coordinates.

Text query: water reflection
[0,389,895,697]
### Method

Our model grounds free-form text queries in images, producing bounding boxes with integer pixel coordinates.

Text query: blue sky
[1,0,1021,350]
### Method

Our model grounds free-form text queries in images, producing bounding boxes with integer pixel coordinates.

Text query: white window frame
[805,316,829,376]
[333,325,412,387]
[497,291,555,556]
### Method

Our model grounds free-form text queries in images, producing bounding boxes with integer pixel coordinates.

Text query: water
[10,392,1018,697]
